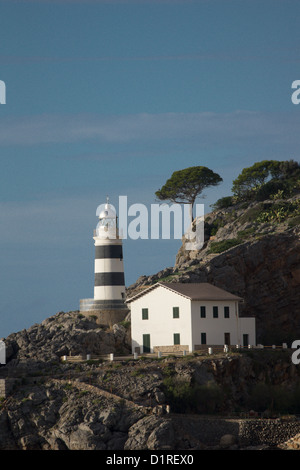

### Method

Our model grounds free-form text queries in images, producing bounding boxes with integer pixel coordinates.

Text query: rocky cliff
[2,339,300,450]
[1,194,300,450]
[127,195,300,345]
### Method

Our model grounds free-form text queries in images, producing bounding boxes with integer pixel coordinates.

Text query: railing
[60,343,290,363]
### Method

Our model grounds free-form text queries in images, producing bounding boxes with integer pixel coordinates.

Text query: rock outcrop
[1,349,300,450]
[1,195,300,450]
[127,196,300,345]
[4,310,131,363]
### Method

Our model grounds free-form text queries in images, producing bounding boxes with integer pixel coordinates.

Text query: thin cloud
[0,111,300,150]
[0,51,298,65]
[1,0,197,4]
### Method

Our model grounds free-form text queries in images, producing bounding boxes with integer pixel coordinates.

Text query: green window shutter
[173,307,179,318]
[142,308,148,320]
[213,306,218,318]
[200,306,206,318]
[174,333,180,345]
[143,334,151,353]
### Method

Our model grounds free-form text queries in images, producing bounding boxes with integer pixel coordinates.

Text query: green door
[143,334,151,353]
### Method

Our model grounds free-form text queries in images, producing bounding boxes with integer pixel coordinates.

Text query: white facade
[128,283,256,353]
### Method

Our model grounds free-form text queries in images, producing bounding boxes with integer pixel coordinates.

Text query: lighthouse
[80,198,129,327]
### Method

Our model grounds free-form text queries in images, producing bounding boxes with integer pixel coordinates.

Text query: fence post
[110,353,114,361]
[208,347,213,355]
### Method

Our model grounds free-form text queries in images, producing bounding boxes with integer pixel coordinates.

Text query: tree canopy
[232,159,300,201]
[155,166,223,219]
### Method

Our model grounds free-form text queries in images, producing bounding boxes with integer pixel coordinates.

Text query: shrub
[208,239,241,254]
[255,180,287,201]
[162,377,223,413]
[256,200,300,224]
[288,215,300,227]
[236,228,256,240]
[247,382,300,415]
[211,196,234,210]
[204,218,225,238]
[239,203,266,224]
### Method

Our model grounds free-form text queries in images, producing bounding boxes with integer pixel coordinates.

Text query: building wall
[238,316,256,347]
[130,286,192,353]
[191,300,238,348]
[130,287,256,353]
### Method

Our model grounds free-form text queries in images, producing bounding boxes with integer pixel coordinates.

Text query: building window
[142,308,148,320]
[200,306,206,318]
[201,333,207,345]
[213,306,218,318]
[173,307,179,318]
[224,306,230,318]
[174,333,180,345]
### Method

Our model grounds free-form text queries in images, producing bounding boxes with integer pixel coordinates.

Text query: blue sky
[0,0,300,337]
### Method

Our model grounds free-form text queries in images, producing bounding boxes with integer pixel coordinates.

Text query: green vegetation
[63,383,73,390]
[256,200,300,224]
[208,238,241,254]
[130,367,146,377]
[204,218,225,238]
[247,382,300,415]
[211,196,234,210]
[119,320,131,329]
[155,166,222,220]
[236,227,256,240]
[162,376,223,414]
[232,159,300,202]
[88,315,98,321]
[76,390,89,398]
[288,215,300,228]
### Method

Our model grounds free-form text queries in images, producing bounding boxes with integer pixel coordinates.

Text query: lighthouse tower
[80,198,129,327]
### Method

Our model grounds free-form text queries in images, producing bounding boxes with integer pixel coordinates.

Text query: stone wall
[239,419,300,447]
[172,415,300,447]
[153,345,189,353]
[0,379,15,398]
[80,308,129,328]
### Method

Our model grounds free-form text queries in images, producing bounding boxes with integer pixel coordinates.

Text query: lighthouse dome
[94,197,120,239]
[99,205,116,220]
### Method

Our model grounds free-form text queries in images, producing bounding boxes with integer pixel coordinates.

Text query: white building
[127,282,256,353]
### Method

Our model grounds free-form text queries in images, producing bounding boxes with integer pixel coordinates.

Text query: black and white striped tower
[80,198,129,327]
